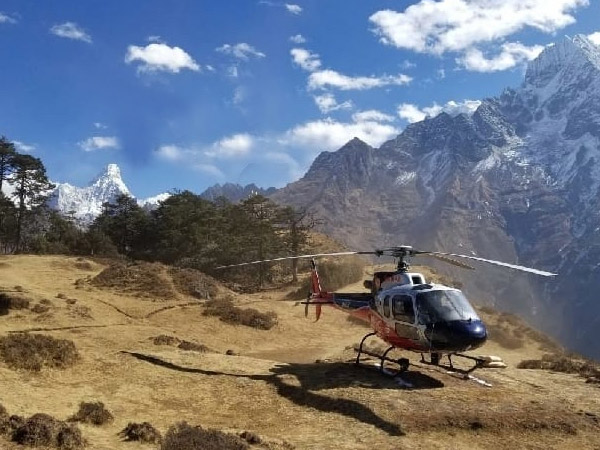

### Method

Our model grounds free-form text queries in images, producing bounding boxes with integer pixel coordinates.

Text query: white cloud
[370,0,587,55]
[401,60,416,69]
[398,99,482,123]
[13,141,35,152]
[0,12,17,24]
[437,68,446,79]
[79,136,120,152]
[283,116,399,151]
[216,43,266,60]
[227,65,239,78]
[290,48,321,71]
[93,122,107,129]
[147,35,163,43]
[308,69,412,91]
[458,42,544,72]
[290,34,307,44]
[205,133,254,158]
[233,86,247,106]
[352,110,395,123]
[313,93,352,113]
[397,104,429,124]
[589,31,600,45]
[125,43,200,73]
[193,164,224,177]
[155,145,186,161]
[285,4,303,14]
[50,22,92,43]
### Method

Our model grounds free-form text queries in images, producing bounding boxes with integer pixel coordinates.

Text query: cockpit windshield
[416,290,479,324]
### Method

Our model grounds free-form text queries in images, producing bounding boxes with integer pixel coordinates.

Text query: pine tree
[0,136,16,193]
[11,154,55,252]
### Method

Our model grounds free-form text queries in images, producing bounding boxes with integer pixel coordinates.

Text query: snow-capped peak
[525,34,600,89]
[49,163,132,224]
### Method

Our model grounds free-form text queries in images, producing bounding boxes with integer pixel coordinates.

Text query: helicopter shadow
[122,351,443,436]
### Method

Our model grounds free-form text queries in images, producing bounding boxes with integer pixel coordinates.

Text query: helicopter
[217,245,557,377]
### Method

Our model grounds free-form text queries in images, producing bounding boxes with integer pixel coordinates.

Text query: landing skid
[354,332,410,374]
[420,352,493,386]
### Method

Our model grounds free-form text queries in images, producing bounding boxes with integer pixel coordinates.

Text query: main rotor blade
[215,251,375,269]
[417,251,557,277]
[427,253,475,270]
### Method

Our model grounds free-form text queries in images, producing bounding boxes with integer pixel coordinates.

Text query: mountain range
[48,34,600,359]
[273,34,600,359]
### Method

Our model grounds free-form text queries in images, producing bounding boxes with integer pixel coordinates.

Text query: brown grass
[169,267,220,300]
[119,422,162,444]
[0,334,80,371]
[69,402,113,426]
[161,422,248,450]
[486,323,524,349]
[12,413,84,449]
[203,297,277,330]
[91,262,177,299]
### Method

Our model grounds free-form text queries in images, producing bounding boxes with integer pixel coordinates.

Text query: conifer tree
[11,154,54,252]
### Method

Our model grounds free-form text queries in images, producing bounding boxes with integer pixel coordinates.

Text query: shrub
[239,431,261,445]
[69,402,113,426]
[203,297,277,330]
[0,334,79,371]
[91,262,176,299]
[119,422,162,444]
[518,353,600,378]
[12,413,84,449]
[170,268,220,300]
[161,422,248,450]
[32,304,51,314]
[177,341,209,352]
[0,293,30,310]
[153,335,181,346]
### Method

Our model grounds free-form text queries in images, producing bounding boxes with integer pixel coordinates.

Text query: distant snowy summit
[48,164,168,224]
[48,163,277,224]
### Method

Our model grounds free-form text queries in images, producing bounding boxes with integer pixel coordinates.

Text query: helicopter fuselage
[321,271,488,354]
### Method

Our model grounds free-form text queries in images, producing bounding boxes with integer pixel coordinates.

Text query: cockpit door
[392,294,421,341]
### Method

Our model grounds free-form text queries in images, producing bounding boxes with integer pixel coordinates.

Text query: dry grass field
[0,255,598,449]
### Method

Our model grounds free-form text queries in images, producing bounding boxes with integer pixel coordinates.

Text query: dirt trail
[0,255,598,449]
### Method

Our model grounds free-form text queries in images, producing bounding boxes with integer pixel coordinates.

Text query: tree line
[0,136,316,286]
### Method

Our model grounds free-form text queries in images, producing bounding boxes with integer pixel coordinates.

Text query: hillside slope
[0,255,598,449]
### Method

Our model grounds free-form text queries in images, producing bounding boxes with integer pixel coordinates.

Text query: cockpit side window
[392,295,415,323]
[383,296,390,318]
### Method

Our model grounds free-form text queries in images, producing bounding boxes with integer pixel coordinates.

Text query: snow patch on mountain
[49,163,168,224]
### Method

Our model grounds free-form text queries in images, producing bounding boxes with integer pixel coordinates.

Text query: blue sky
[1,0,599,198]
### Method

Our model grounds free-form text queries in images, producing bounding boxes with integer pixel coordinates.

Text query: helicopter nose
[426,320,487,352]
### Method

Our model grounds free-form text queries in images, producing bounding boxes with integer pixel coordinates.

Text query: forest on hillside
[0,137,317,287]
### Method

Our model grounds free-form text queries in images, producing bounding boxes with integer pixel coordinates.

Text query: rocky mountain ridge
[273,34,600,359]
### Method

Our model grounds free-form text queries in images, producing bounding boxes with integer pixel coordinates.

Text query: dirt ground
[0,255,598,449]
